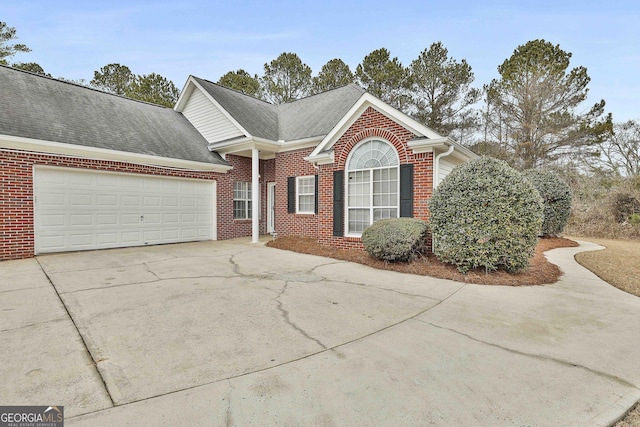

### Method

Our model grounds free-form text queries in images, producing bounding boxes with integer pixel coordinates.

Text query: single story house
[0,64,476,260]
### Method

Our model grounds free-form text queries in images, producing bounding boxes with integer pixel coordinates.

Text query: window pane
[299,195,314,213]
[348,140,398,170]
[233,200,246,219]
[346,140,400,234]
[297,176,315,213]
[348,209,370,234]
[233,181,252,219]
[348,170,369,206]
[373,208,397,221]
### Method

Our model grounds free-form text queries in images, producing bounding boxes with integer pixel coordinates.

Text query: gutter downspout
[432,143,455,253]
[433,143,455,190]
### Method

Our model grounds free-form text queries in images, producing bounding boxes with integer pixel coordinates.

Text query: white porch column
[251,147,260,243]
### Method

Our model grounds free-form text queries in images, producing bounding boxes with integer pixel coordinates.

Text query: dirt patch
[616,401,640,427]
[267,236,578,286]
[572,237,640,297]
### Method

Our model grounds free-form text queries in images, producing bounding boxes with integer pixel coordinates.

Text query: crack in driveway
[419,319,640,390]
[224,379,235,427]
[274,281,327,350]
[34,258,116,407]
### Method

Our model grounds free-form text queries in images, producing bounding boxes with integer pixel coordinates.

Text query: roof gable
[181,78,365,143]
[309,93,443,158]
[185,76,279,141]
[178,79,246,144]
[0,65,228,167]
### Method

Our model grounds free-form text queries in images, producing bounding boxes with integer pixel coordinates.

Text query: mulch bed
[266,236,578,286]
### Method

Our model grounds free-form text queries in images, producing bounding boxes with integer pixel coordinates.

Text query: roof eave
[0,134,232,172]
[209,135,323,156]
[304,150,334,165]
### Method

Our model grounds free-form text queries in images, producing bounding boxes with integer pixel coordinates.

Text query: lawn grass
[572,237,640,297]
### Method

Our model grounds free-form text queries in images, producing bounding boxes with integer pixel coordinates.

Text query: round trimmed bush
[361,218,429,262]
[428,157,543,273]
[523,169,572,236]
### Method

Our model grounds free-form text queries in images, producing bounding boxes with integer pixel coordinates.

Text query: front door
[267,182,276,233]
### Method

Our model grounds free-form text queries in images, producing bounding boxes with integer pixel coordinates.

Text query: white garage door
[34,167,216,254]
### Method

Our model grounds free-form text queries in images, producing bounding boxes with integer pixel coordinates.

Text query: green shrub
[629,213,640,225]
[429,156,543,273]
[523,169,572,236]
[361,218,429,262]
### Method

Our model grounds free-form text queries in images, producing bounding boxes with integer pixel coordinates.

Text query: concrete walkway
[0,238,638,426]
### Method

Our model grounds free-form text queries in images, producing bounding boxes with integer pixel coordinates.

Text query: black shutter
[287,176,296,213]
[333,171,344,236]
[400,164,414,218]
[314,174,319,214]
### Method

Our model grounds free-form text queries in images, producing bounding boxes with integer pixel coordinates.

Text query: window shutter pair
[287,175,319,214]
[332,164,414,236]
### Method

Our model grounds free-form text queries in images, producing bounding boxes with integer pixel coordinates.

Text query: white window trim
[296,175,316,214]
[233,181,252,220]
[344,138,400,237]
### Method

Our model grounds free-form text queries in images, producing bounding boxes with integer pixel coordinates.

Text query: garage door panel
[121,214,141,225]
[181,213,196,223]
[40,214,65,227]
[69,233,94,247]
[181,229,196,239]
[97,195,118,207]
[144,196,161,207]
[97,214,118,225]
[34,167,215,254]
[181,197,196,208]
[70,194,93,206]
[143,213,161,225]
[68,173,90,186]
[164,197,179,207]
[122,195,141,206]
[40,193,65,205]
[97,233,118,244]
[70,214,93,226]
[121,231,142,244]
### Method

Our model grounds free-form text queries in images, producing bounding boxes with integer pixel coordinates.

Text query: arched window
[346,139,399,235]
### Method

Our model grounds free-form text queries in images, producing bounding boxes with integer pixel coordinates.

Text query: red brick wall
[216,154,274,240]
[0,149,259,260]
[273,147,319,238]
[317,106,434,249]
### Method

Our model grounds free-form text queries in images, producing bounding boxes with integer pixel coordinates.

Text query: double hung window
[346,139,399,234]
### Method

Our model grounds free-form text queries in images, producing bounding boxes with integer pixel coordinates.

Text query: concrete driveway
[1,238,639,426]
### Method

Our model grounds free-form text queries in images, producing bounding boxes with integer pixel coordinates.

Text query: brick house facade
[0,66,476,260]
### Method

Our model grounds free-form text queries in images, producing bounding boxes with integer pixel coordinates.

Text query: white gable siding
[438,157,463,186]
[182,88,244,143]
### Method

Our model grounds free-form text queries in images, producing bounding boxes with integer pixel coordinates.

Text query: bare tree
[589,120,640,176]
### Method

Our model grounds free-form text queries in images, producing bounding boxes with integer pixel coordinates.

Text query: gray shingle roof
[0,65,228,166]
[193,77,365,141]
[277,84,366,141]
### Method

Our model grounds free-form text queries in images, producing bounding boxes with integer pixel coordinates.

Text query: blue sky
[4,1,640,121]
